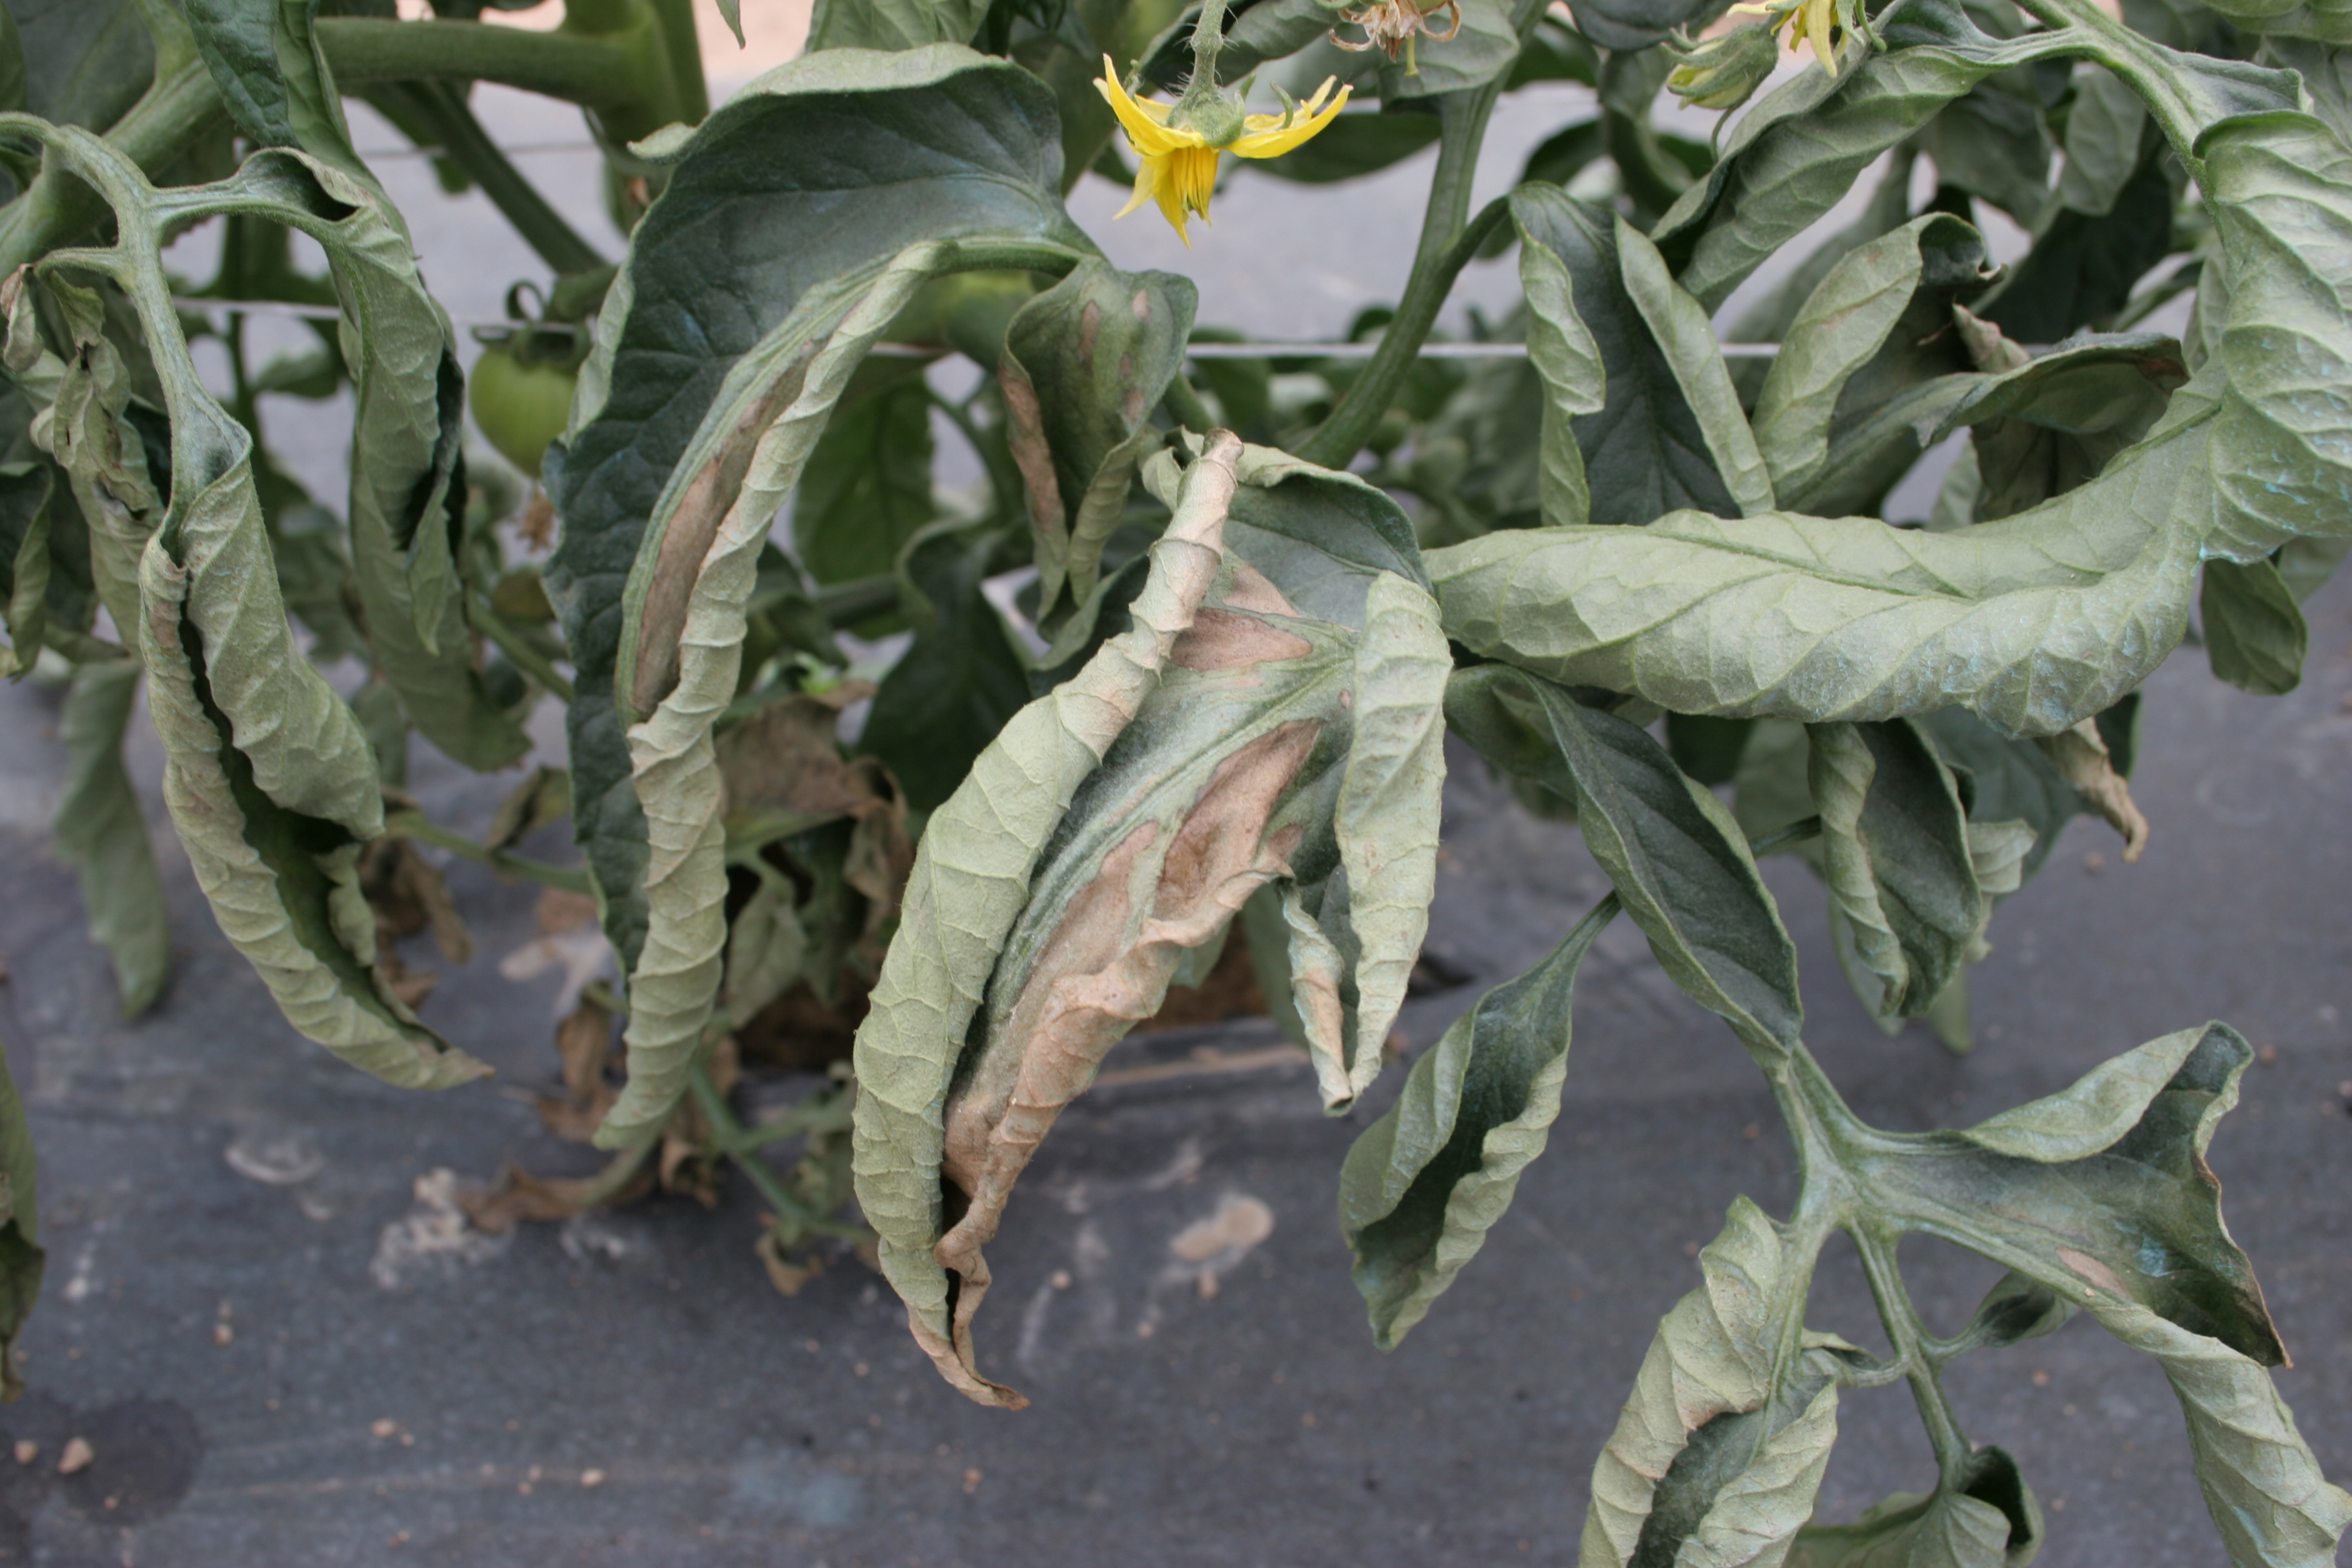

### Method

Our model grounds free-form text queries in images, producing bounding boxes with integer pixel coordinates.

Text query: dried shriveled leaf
[851,434,1241,1408]
[542,44,1085,980]
[590,240,1032,1150]
[1806,720,1979,1020]
[2032,720,2147,860]
[53,659,168,1016]
[1340,896,1614,1349]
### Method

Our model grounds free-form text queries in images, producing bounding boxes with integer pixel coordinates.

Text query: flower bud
[1666,22,1780,113]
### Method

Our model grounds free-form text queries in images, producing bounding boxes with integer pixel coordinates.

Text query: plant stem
[363,84,605,277]
[1161,374,1218,434]
[471,592,579,703]
[1294,99,1510,468]
[687,1062,868,1236]
[1854,1225,1975,1487]
[316,18,644,113]
[641,0,712,126]
[0,54,229,277]
[813,573,904,631]
[383,809,593,894]
[1747,815,1823,857]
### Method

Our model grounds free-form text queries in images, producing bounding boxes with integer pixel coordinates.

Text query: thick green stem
[0,53,228,277]
[317,18,643,113]
[1295,95,1508,468]
[363,84,605,277]
[1161,373,1218,434]
[642,0,712,127]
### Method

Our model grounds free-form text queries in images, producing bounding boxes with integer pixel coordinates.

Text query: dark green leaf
[1981,154,2176,342]
[1447,667,1804,1059]
[859,522,1036,814]
[183,0,369,180]
[542,46,1085,975]
[1510,185,1738,528]
[10,0,156,134]
[792,375,936,589]
[2202,555,2306,694]
[1341,894,1614,1348]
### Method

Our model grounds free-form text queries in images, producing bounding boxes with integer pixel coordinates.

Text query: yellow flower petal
[1096,56,1192,156]
[1242,75,1338,135]
[1802,0,1838,69]
[1230,83,1351,158]
[1115,152,1159,221]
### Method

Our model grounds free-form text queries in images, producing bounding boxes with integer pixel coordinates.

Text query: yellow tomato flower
[1729,0,1865,74]
[1095,58,1351,246]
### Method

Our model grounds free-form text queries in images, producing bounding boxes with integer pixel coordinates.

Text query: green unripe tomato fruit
[468,344,577,480]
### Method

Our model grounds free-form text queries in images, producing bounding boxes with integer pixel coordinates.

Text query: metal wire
[173,297,1787,357]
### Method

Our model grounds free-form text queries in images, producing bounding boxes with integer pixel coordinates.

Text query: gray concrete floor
[3,60,2348,1568]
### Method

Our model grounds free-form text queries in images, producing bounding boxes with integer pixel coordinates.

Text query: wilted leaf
[1510,186,1737,528]
[1861,1024,2283,1363]
[1580,1197,1810,1564]
[543,45,1085,983]
[1751,215,1992,506]
[1790,1447,2042,1567]
[1448,668,1804,1061]
[1340,895,1614,1348]
[1317,570,1449,1110]
[999,258,1195,615]
[1614,215,1775,517]
[1806,720,1979,1020]
[852,434,1241,1408]
[4,127,489,1090]
[2202,555,2306,695]
[52,659,169,1016]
